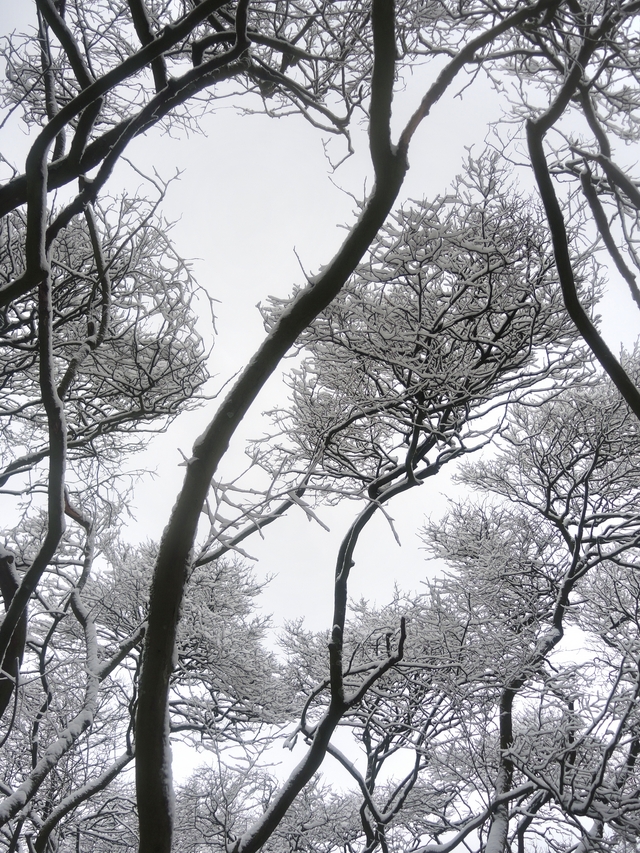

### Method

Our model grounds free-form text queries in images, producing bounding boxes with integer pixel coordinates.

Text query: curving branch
[33,751,134,853]
[0,592,99,826]
[0,547,26,722]
[0,265,67,682]
[126,0,168,92]
[134,0,408,845]
[35,0,94,89]
[0,0,229,227]
[134,2,569,848]
[56,203,112,400]
[527,121,640,421]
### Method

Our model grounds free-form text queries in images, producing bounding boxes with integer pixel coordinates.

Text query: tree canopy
[2,1,640,852]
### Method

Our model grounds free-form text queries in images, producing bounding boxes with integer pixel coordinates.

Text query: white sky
[118,72,638,632]
[3,0,640,812]
[117,74,506,630]
[2,0,637,634]
[0,2,496,642]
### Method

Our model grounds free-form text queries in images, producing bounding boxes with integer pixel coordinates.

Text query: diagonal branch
[527,122,640,421]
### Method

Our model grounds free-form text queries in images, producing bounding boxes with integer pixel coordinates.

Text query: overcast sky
[115,73,508,629]
[4,0,640,802]
[118,72,638,631]
[2,0,637,637]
